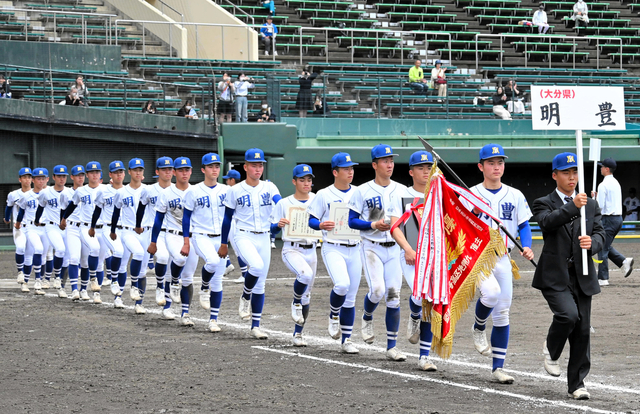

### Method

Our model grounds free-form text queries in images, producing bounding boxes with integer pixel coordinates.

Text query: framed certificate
[284,206,321,240]
[328,202,361,241]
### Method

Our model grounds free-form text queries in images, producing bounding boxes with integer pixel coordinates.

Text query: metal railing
[1,7,117,44]
[217,0,255,25]
[474,33,623,70]
[156,0,185,23]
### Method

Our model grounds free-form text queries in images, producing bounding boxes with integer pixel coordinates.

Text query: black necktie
[564,196,574,233]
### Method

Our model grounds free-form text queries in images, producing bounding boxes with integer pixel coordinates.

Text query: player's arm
[308,196,333,230]
[148,210,166,255]
[88,206,102,237]
[34,205,44,225]
[271,201,288,233]
[181,208,193,257]
[390,216,416,265]
[60,201,77,230]
[517,220,534,260]
[15,207,25,228]
[348,210,390,231]
[4,205,11,223]
[110,207,121,240]
[218,207,235,258]
[532,196,582,232]
[135,201,145,233]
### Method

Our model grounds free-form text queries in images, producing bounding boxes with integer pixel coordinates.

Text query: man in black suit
[532,152,605,400]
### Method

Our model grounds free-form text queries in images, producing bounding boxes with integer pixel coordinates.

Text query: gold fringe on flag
[511,258,521,280]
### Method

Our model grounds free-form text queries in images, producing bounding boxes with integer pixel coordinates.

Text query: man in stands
[71,75,89,107]
[408,60,428,96]
[572,0,589,28]
[261,16,278,56]
[532,5,550,34]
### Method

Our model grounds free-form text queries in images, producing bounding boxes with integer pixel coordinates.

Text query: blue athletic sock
[69,264,79,291]
[105,257,112,280]
[329,290,345,318]
[53,256,63,278]
[88,255,99,279]
[385,306,401,350]
[409,296,422,320]
[33,254,42,280]
[201,266,213,290]
[180,284,191,316]
[363,294,378,321]
[226,259,231,267]
[155,263,167,289]
[80,267,89,290]
[210,290,223,320]
[135,277,146,306]
[16,254,24,273]
[241,267,248,278]
[419,321,433,357]
[242,273,259,300]
[130,259,142,287]
[117,272,127,292]
[110,257,122,276]
[238,256,248,278]
[474,300,494,331]
[292,279,307,304]
[45,260,53,281]
[250,293,265,329]
[163,281,172,310]
[148,255,154,270]
[340,306,356,343]
[491,325,510,371]
[96,271,104,286]
[23,264,32,282]
[170,262,184,283]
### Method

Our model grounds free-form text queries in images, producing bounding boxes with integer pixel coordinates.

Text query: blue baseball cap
[85,161,101,172]
[33,168,48,177]
[223,170,241,180]
[53,165,69,176]
[71,165,84,176]
[409,151,434,166]
[245,148,266,163]
[202,153,222,166]
[371,144,398,161]
[174,157,192,169]
[479,144,508,161]
[331,152,358,169]
[156,156,174,169]
[129,158,145,169]
[109,160,125,172]
[293,164,314,178]
[552,152,578,171]
[19,167,32,176]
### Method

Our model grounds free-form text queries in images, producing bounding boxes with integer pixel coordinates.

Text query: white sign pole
[576,130,588,275]
[589,138,602,195]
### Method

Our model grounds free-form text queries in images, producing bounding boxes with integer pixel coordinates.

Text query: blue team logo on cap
[293,164,315,178]
[552,152,578,171]
[33,168,48,177]
[19,167,32,177]
[371,144,399,161]
[202,153,221,166]
[109,160,125,172]
[129,158,145,169]
[53,165,69,175]
[71,165,85,176]
[174,157,192,168]
[85,161,101,172]
[409,151,434,166]
[156,156,174,169]
[222,170,241,180]
[245,148,266,163]
[331,152,359,169]
[479,143,508,162]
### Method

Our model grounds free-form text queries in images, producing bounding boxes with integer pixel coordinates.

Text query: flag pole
[576,129,589,276]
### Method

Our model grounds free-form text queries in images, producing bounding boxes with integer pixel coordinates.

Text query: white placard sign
[328,202,361,241]
[530,85,625,131]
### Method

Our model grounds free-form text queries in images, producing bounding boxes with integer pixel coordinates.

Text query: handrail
[155,0,185,23]
[474,33,623,71]
[218,0,255,26]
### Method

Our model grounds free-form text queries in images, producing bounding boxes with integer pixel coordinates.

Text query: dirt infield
[1,243,639,414]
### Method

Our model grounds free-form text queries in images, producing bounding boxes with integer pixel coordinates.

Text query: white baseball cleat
[386,347,407,361]
[162,308,177,320]
[57,288,68,298]
[418,356,437,371]
[292,333,307,347]
[492,368,514,384]
[93,292,102,304]
[328,316,341,340]
[224,263,235,276]
[233,276,245,284]
[102,278,111,286]
[598,279,609,286]
[41,280,50,289]
[341,338,360,354]
[113,297,124,308]
[53,277,61,289]
[271,242,276,249]
[21,283,30,293]
[129,286,142,301]
[199,289,211,310]
[361,318,375,344]
[543,340,561,377]
[110,282,121,296]
[568,388,590,400]
[169,283,181,303]
[291,302,305,325]
[208,320,221,333]
[90,278,101,292]
[134,304,146,315]
[251,327,269,340]
[70,289,80,301]
[407,317,421,344]
[155,288,166,306]
[180,314,195,327]
[16,271,25,285]
[34,279,42,291]
[621,257,634,277]
[80,290,91,301]
[473,327,492,356]
[239,296,251,320]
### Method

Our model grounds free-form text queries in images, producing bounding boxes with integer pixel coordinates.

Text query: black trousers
[541,267,592,393]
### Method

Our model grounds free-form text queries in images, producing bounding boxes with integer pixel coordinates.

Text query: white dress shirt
[596,175,622,216]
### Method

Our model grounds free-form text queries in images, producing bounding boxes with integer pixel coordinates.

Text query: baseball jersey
[184,182,228,235]
[388,186,424,218]
[71,184,102,224]
[271,193,317,244]
[95,184,120,226]
[156,184,191,232]
[60,187,80,222]
[6,189,29,221]
[113,184,146,228]
[17,189,41,223]
[224,180,280,233]
[140,183,169,228]
[348,180,407,243]
[38,186,67,225]
[624,196,639,221]
[467,184,532,250]
[307,184,359,245]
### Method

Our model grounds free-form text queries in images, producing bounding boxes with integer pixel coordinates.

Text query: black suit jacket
[532,191,606,296]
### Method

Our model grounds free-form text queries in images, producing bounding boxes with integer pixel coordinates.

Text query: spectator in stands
[408,59,428,96]
[261,0,275,15]
[505,80,525,114]
[431,60,447,102]
[492,86,512,120]
[532,4,550,34]
[217,72,235,124]
[254,100,276,123]
[313,92,331,116]
[64,87,81,106]
[177,99,197,119]
[260,16,278,56]
[71,75,89,107]
[141,100,157,114]
[572,0,589,28]
[0,75,11,98]
[623,188,639,222]
[234,73,255,123]
[296,67,318,118]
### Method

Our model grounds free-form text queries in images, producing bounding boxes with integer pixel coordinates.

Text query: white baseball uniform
[17,189,46,267]
[94,184,124,273]
[7,189,28,259]
[38,186,67,260]
[388,186,423,292]
[64,185,102,268]
[140,183,170,268]
[113,184,149,273]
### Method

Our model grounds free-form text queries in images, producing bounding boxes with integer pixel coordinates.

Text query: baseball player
[15,168,48,293]
[348,144,407,361]
[182,153,228,332]
[136,156,174,307]
[224,169,248,284]
[90,161,126,308]
[5,168,32,284]
[148,157,199,325]
[307,152,362,354]
[218,148,281,339]
[109,158,150,313]
[61,162,103,303]
[271,164,318,347]
[467,144,534,384]
[388,150,437,371]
